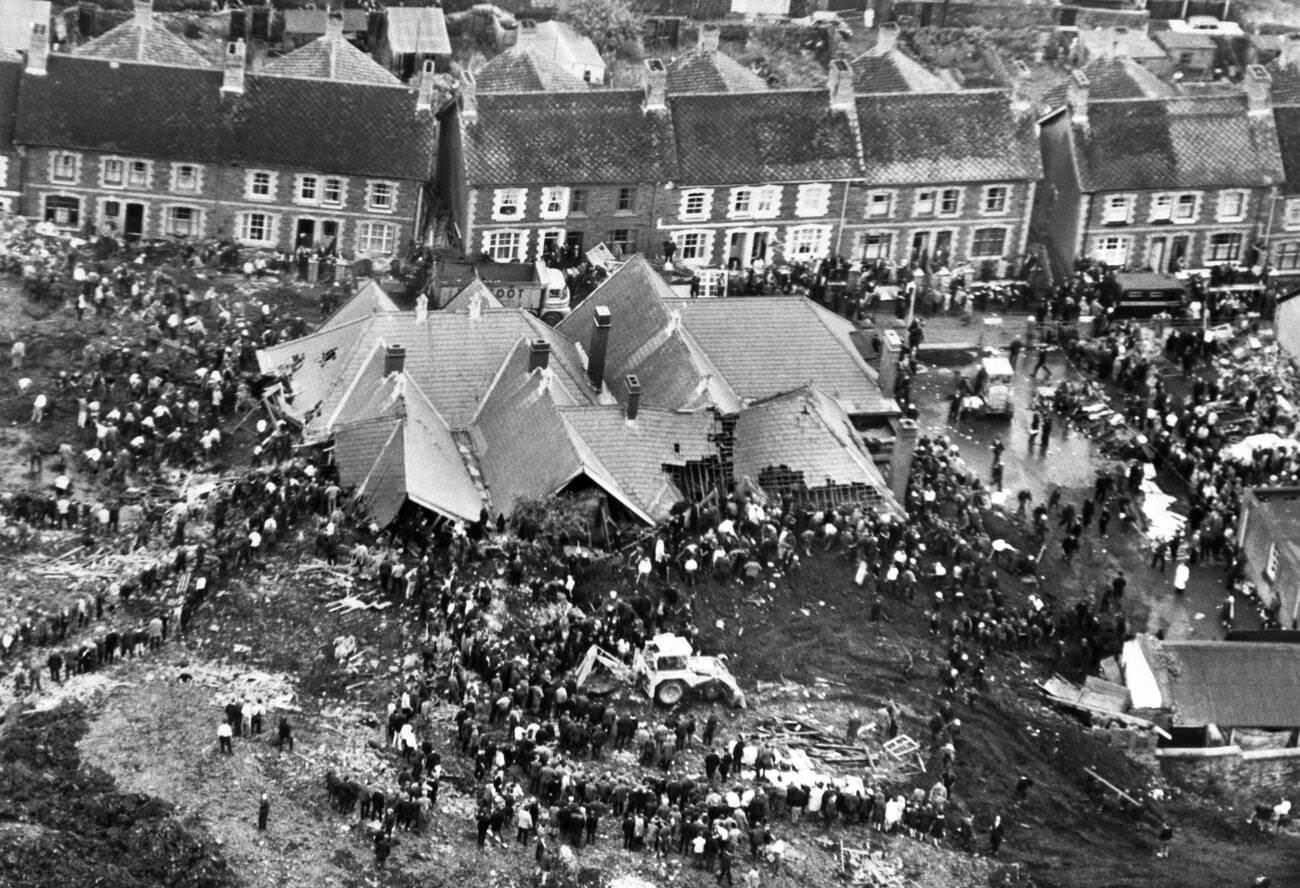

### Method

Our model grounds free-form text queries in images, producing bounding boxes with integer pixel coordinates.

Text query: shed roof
[1163,641,1300,728]
[854,89,1042,186]
[384,6,451,56]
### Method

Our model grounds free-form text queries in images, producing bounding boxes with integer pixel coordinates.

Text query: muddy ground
[0,272,1296,888]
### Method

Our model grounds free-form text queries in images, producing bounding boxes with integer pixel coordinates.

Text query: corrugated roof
[467,90,676,185]
[667,297,899,417]
[15,55,436,181]
[282,9,369,35]
[669,90,860,184]
[385,6,450,56]
[261,32,401,85]
[734,386,896,506]
[1163,641,1300,727]
[854,89,1042,186]
[1071,95,1284,191]
[475,47,589,92]
[666,49,767,94]
[76,16,213,68]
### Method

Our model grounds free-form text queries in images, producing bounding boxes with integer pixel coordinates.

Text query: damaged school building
[258,256,913,527]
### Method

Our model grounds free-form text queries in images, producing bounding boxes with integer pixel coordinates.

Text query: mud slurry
[0,701,236,888]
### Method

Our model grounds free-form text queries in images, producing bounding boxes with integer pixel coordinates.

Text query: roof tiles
[261,32,401,85]
[666,49,767,94]
[475,47,589,92]
[76,17,213,68]
[1163,641,1300,728]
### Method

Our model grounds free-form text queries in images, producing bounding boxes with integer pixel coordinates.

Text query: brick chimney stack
[587,306,612,389]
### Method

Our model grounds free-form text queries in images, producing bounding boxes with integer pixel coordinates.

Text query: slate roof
[1162,641,1300,728]
[442,279,504,311]
[1069,95,1284,191]
[557,257,740,414]
[1267,60,1300,106]
[331,355,482,523]
[854,89,1042,186]
[385,6,451,56]
[666,49,767,94]
[475,47,589,92]
[669,90,860,184]
[467,91,675,185]
[734,386,894,505]
[76,15,213,68]
[15,55,437,181]
[668,297,900,417]
[319,279,400,332]
[259,307,596,435]
[849,48,949,94]
[0,58,19,153]
[1043,58,1175,110]
[261,32,401,85]
[470,367,653,521]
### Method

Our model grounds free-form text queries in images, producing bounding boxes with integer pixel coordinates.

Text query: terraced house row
[5,6,1300,278]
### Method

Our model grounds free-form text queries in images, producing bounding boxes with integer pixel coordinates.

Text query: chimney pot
[517,19,537,48]
[385,344,406,375]
[625,374,641,421]
[644,58,667,112]
[698,25,720,55]
[874,21,899,54]
[587,306,612,389]
[1067,69,1090,128]
[460,71,478,124]
[1245,64,1272,114]
[26,22,48,76]
[325,10,344,38]
[1284,33,1300,71]
[528,339,551,372]
[222,39,246,94]
[417,58,436,111]
[134,0,152,28]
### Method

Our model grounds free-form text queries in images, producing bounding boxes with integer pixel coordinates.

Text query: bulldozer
[575,633,746,708]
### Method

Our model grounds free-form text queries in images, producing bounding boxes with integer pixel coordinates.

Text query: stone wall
[1158,746,1300,801]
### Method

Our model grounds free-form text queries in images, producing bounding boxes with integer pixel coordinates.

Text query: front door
[296,218,316,250]
[910,231,931,269]
[932,230,954,269]
[320,220,340,252]
[750,231,768,263]
[1170,235,1189,272]
[123,203,145,241]
[1149,236,1168,274]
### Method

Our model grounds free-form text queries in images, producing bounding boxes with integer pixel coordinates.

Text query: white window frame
[356,221,398,256]
[539,186,570,221]
[937,187,962,218]
[126,159,151,189]
[728,187,754,220]
[245,169,277,202]
[538,228,566,260]
[365,180,398,214]
[296,174,319,205]
[491,188,527,222]
[616,187,636,213]
[1172,192,1200,224]
[679,189,713,222]
[1101,193,1135,225]
[866,190,896,219]
[1216,189,1248,223]
[236,211,278,246]
[857,231,893,262]
[1094,234,1131,266]
[162,204,203,238]
[673,229,714,265]
[981,185,1009,215]
[101,156,126,189]
[784,224,832,260]
[1206,231,1243,263]
[170,163,203,195]
[970,226,1008,258]
[483,229,527,263]
[1285,198,1300,231]
[43,193,82,228]
[752,186,780,220]
[321,177,344,208]
[49,152,81,185]
[0,157,8,190]
[913,189,936,217]
[795,183,832,218]
[1149,193,1173,223]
